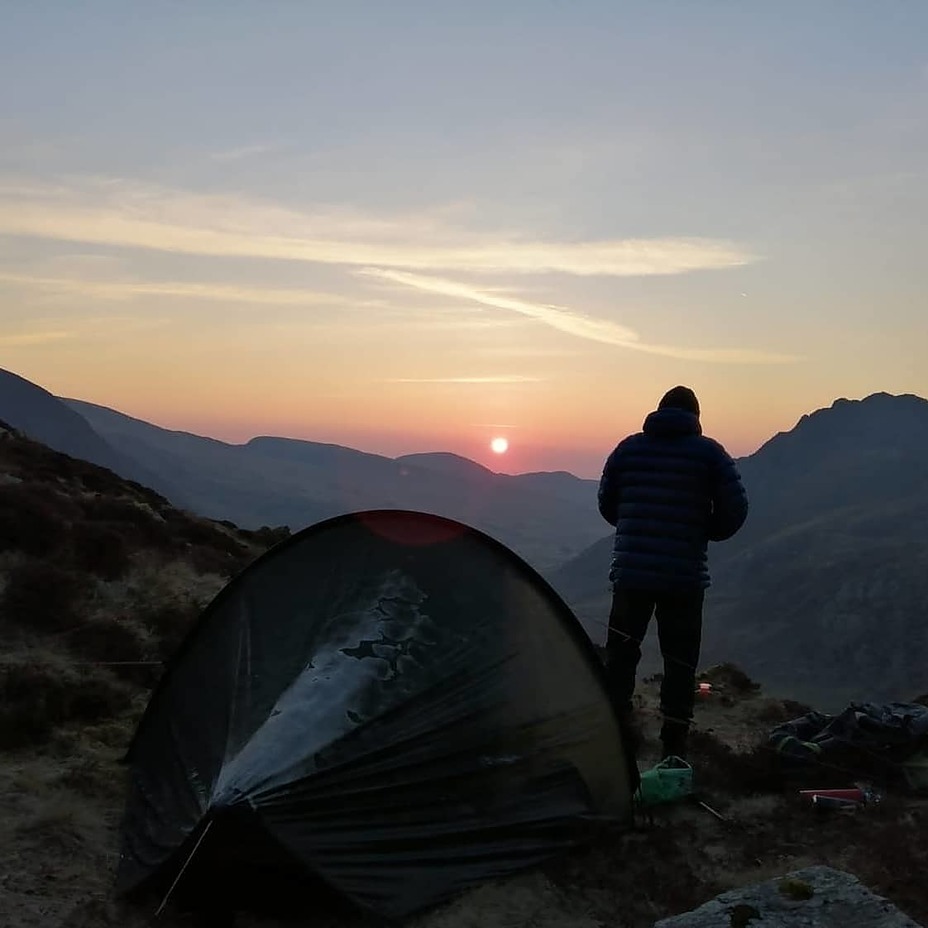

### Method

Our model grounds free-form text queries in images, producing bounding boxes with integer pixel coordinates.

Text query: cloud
[362,268,801,365]
[0,314,172,347]
[384,375,542,384]
[0,270,354,308]
[0,175,757,277]
[0,330,72,346]
[361,267,642,343]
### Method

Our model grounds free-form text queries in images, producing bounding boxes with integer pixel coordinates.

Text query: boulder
[654,866,922,928]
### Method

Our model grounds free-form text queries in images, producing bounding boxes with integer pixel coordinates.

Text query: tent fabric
[118,510,634,919]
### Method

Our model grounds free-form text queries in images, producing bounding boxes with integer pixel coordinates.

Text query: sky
[1,2,926,477]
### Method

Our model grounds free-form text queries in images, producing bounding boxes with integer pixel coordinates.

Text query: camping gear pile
[769,701,928,791]
[767,701,928,817]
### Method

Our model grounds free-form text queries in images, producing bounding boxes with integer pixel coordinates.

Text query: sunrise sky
[1,2,925,476]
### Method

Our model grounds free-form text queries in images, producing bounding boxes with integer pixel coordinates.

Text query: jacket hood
[642,407,702,438]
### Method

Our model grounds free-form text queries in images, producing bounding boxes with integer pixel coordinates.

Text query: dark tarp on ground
[118,510,634,919]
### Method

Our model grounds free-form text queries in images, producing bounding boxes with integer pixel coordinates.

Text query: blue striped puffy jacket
[597,407,748,590]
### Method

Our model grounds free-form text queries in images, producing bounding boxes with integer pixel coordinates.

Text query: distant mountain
[396,452,497,480]
[550,392,928,708]
[11,360,923,707]
[65,399,605,571]
[397,454,598,511]
[505,470,598,507]
[727,392,928,551]
[0,368,127,473]
[0,368,181,502]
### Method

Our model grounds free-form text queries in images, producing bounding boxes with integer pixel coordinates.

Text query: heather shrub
[68,615,161,686]
[80,496,172,549]
[141,599,202,658]
[247,525,292,548]
[2,561,89,631]
[80,496,156,527]
[0,662,129,749]
[698,662,761,694]
[167,513,248,556]
[122,479,171,510]
[0,485,67,557]
[185,544,252,577]
[68,614,152,664]
[69,521,133,580]
[2,441,77,482]
[77,465,132,494]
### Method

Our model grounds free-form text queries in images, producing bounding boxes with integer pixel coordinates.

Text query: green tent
[119,510,635,920]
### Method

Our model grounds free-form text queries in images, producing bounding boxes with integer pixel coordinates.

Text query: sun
[490,436,509,454]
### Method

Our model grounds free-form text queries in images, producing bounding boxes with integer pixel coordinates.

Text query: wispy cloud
[360,267,641,342]
[0,313,172,347]
[384,375,542,384]
[0,176,757,277]
[0,330,72,346]
[0,270,356,308]
[362,268,801,365]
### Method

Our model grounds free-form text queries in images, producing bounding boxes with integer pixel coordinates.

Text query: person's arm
[708,446,748,541]
[597,446,622,526]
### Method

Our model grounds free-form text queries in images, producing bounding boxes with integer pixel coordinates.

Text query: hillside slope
[0,368,183,505]
[0,424,286,925]
[0,421,280,750]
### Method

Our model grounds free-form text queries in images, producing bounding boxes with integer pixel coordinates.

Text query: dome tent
[118,510,636,920]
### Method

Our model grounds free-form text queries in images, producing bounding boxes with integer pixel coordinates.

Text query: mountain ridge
[0,369,183,503]
[62,396,605,570]
[5,365,927,706]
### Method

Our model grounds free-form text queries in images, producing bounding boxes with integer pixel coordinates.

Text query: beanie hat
[658,385,700,417]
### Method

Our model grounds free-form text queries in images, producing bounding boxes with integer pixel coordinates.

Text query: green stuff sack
[634,756,694,806]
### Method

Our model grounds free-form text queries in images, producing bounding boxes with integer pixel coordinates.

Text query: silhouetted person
[597,386,748,760]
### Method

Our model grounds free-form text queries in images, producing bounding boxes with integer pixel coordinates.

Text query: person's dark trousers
[605,588,705,755]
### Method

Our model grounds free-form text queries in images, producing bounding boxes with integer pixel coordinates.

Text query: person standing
[597,386,748,760]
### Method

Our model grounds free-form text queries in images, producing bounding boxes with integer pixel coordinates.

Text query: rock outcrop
[654,866,923,928]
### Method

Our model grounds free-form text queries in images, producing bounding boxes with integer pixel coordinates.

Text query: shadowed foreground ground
[4,670,926,928]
